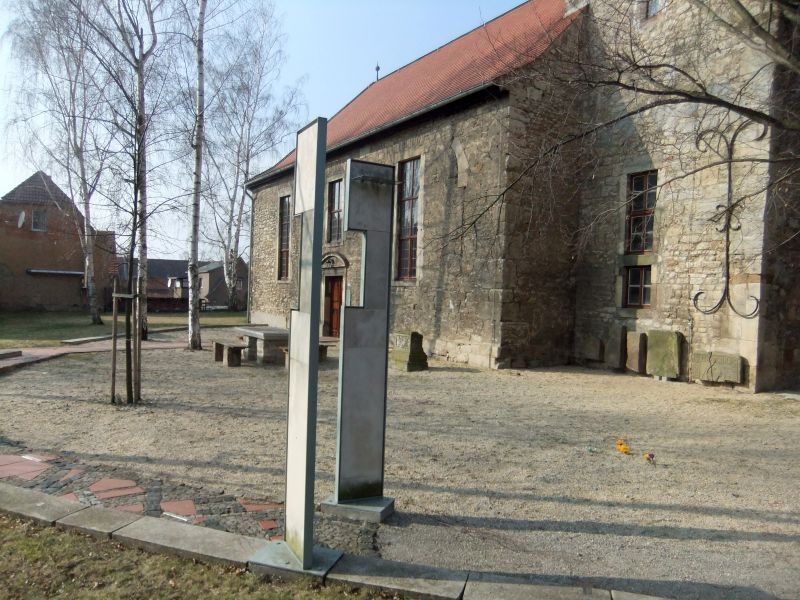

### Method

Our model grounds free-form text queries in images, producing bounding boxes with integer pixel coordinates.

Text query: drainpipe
[246,188,254,324]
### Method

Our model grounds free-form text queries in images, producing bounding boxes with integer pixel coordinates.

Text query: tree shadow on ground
[59,450,288,478]
[388,511,800,544]
[0,391,291,419]
[467,570,781,600]
[385,481,800,526]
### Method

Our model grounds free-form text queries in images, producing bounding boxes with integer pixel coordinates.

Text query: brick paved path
[0,436,377,556]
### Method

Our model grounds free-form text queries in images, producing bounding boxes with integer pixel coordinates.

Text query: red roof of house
[255,0,578,183]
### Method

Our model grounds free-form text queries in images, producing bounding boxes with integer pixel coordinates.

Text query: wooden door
[324,276,343,337]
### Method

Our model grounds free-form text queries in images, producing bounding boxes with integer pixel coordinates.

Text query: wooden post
[131,290,137,404]
[111,278,118,403]
[135,276,143,403]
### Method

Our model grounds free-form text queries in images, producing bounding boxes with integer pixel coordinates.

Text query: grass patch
[0,514,396,599]
[0,311,247,349]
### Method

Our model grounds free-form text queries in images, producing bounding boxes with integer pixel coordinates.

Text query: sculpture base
[249,541,342,580]
[320,496,395,523]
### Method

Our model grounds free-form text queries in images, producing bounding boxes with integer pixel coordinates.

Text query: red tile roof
[255,0,579,183]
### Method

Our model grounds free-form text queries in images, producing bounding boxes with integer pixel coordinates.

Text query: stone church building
[247,0,799,391]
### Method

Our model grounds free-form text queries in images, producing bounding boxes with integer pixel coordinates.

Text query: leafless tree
[8,0,117,325]
[203,2,301,310]
[183,0,207,350]
[66,0,175,403]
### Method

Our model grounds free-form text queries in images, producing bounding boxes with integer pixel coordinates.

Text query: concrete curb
[0,353,56,375]
[60,323,248,345]
[0,481,667,600]
[61,326,187,345]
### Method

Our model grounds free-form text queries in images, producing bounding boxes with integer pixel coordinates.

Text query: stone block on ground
[0,481,85,525]
[690,351,742,383]
[464,573,611,599]
[611,591,665,600]
[320,496,394,523]
[260,341,285,364]
[625,332,646,373]
[605,324,626,370]
[225,346,243,367]
[577,336,604,362]
[57,506,141,538]
[327,554,467,600]
[0,350,22,359]
[113,515,268,567]
[646,330,681,379]
[389,331,428,371]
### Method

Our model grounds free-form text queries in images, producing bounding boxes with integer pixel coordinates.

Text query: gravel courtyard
[0,328,798,599]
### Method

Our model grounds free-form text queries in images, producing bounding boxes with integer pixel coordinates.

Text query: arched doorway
[321,253,348,338]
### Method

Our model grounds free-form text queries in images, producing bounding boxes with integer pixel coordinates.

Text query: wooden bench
[212,340,248,367]
[280,345,328,369]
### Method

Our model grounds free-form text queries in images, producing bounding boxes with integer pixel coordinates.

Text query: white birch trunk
[188,0,207,349]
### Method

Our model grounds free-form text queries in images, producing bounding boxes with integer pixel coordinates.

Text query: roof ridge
[248,0,575,186]
[317,0,532,128]
[370,0,532,85]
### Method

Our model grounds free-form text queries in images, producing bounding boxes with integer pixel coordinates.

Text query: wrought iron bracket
[692,120,762,319]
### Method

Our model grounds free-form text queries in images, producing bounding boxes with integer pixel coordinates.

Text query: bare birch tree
[203,3,301,309]
[75,0,168,348]
[8,0,116,325]
[66,0,171,402]
[186,0,207,350]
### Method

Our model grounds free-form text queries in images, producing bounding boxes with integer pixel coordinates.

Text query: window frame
[277,195,291,281]
[31,208,47,232]
[396,157,420,281]
[624,265,652,308]
[327,179,343,244]
[625,170,658,255]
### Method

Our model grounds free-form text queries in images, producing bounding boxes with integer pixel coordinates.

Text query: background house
[0,171,116,311]
[198,258,248,309]
[120,258,248,311]
[246,0,799,390]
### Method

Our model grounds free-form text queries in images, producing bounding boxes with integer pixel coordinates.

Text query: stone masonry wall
[573,1,774,388]
[757,14,800,391]
[497,24,586,367]
[250,96,511,367]
[250,177,301,328]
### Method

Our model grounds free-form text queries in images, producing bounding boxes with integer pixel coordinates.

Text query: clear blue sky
[274,0,523,124]
[0,0,524,256]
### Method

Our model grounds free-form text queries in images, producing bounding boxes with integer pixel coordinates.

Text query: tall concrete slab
[284,117,326,569]
[322,159,395,522]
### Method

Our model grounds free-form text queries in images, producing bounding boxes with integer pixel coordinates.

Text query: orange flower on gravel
[615,438,631,454]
